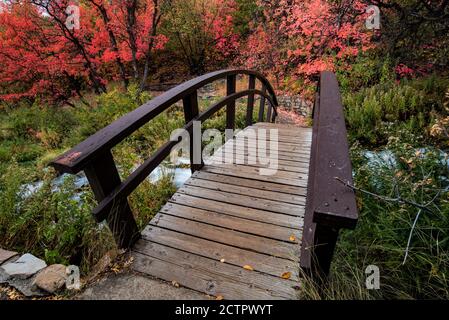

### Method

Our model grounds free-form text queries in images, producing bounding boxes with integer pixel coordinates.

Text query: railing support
[258,84,267,122]
[226,74,237,135]
[312,224,340,279]
[246,75,256,126]
[84,151,139,248]
[182,90,202,173]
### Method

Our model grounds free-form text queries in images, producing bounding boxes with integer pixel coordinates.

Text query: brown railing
[50,69,279,248]
[300,71,358,279]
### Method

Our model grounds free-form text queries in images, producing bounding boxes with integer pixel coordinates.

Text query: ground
[77,272,208,300]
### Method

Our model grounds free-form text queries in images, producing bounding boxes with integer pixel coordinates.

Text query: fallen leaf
[216,295,224,300]
[172,280,180,288]
[289,235,296,242]
[281,272,291,279]
[220,258,226,263]
[243,265,254,271]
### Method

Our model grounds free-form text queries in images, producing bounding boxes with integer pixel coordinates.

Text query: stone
[1,253,47,279]
[6,275,47,297]
[0,249,18,265]
[32,264,67,294]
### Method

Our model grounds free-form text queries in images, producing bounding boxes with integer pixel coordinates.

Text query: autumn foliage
[1,0,448,103]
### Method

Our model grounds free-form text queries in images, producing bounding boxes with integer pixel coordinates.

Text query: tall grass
[302,75,449,299]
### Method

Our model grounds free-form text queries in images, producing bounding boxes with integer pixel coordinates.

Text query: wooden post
[258,84,267,122]
[226,74,237,133]
[246,75,256,127]
[84,151,139,249]
[182,90,202,173]
[311,224,340,280]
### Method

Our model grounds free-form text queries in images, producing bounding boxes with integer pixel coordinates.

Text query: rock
[1,253,47,279]
[32,264,67,294]
[6,275,47,297]
[0,249,18,265]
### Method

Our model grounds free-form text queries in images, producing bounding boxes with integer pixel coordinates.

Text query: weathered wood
[209,154,311,172]
[169,193,304,229]
[84,151,139,248]
[160,202,301,242]
[133,242,298,298]
[300,71,358,279]
[132,248,296,299]
[128,121,314,299]
[183,90,202,173]
[258,84,267,122]
[139,226,300,281]
[185,177,306,205]
[226,74,237,133]
[246,75,256,126]
[202,165,308,187]
[192,171,307,196]
[150,213,300,261]
[177,185,305,216]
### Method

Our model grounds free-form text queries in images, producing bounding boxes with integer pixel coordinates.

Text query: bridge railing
[50,69,279,248]
[300,71,359,278]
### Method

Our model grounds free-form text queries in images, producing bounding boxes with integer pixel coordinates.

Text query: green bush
[343,76,448,146]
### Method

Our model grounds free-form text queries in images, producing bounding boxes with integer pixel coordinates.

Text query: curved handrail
[92,89,275,221]
[51,69,278,174]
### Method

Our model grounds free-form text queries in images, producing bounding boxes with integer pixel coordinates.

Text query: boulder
[32,264,67,294]
[1,253,47,279]
[0,249,18,265]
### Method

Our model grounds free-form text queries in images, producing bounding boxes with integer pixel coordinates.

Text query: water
[20,158,192,199]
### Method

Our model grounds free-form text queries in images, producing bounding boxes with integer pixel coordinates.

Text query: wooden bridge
[51,70,358,299]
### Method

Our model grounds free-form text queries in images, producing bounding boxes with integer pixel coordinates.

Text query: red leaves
[0,0,167,104]
[239,0,375,97]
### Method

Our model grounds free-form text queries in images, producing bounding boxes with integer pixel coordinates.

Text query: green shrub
[343,76,448,146]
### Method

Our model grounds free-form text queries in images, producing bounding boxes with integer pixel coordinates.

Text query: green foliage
[343,76,449,146]
[0,85,179,273]
[232,0,260,38]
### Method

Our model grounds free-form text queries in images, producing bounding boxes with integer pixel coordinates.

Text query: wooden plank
[206,162,309,181]
[253,122,312,132]
[203,165,308,187]
[177,185,305,216]
[185,177,306,205]
[140,226,300,281]
[132,248,296,300]
[228,139,312,153]
[208,156,310,174]
[192,171,307,196]
[209,153,311,169]
[220,142,312,155]
[170,193,304,229]
[252,126,312,139]
[150,213,300,261]
[160,202,301,242]
[217,148,311,163]
[133,242,298,299]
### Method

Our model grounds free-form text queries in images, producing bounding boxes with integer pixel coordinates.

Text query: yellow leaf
[243,265,254,271]
[289,235,296,242]
[172,280,180,288]
[281,272,291,279]
[220,258,226,263]
[216,295,224,300]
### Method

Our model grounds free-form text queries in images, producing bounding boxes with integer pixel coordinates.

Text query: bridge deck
[131,123,312,299]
